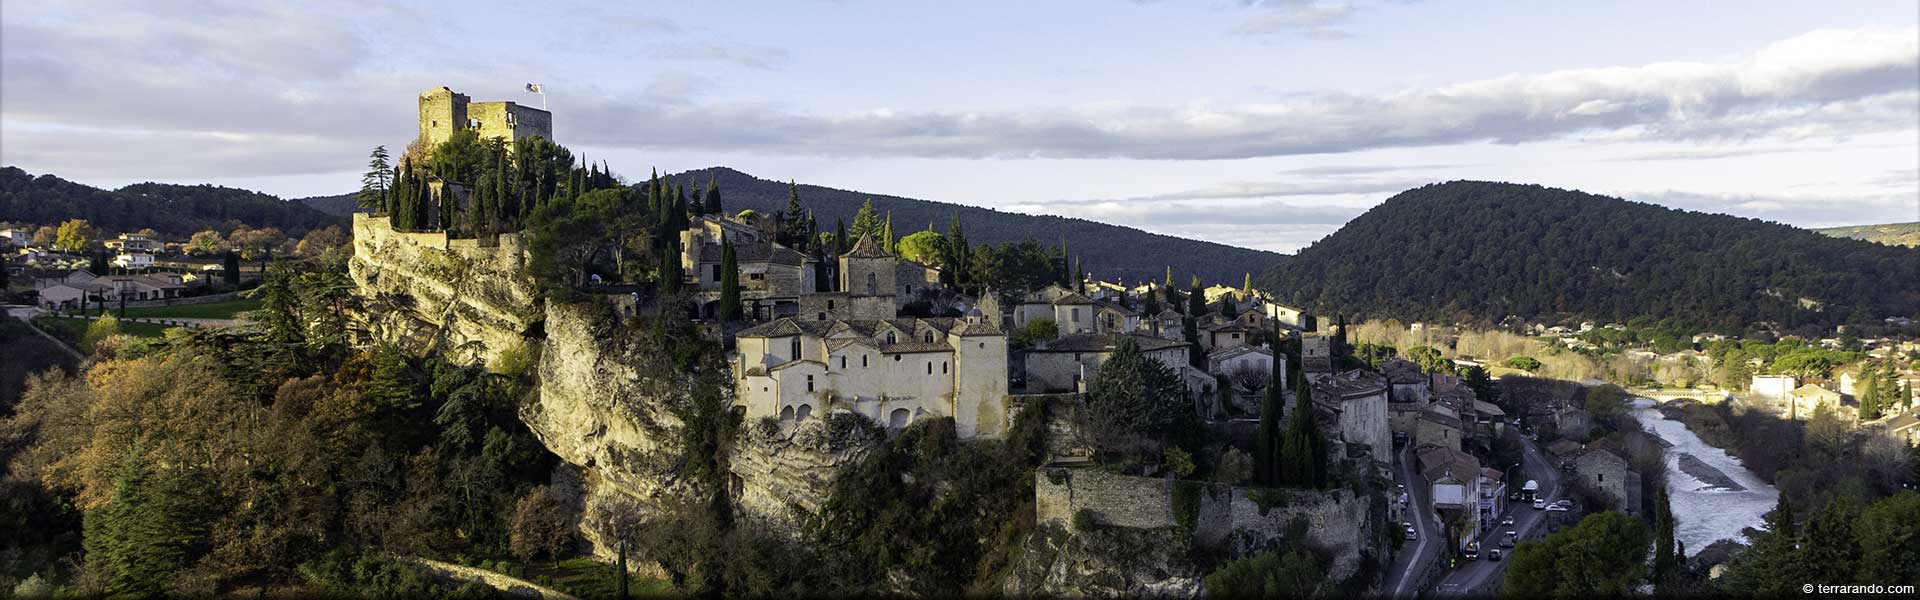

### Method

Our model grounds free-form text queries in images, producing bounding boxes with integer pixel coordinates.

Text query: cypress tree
[704,176,722,216]
[1243,272,1252,293]
[1073,256,1083,292]
[835,219,848,254]
[1256,362,1284,484]
[222,250,240,287]
[1183,316,1204,368]
[719,239,742,322]
[945,213,969,289]
[1653,485,1678,583]
[881,212,895,255]
[1188,283,1207,317]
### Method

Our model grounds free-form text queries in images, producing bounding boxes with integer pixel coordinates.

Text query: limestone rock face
[1004,524,1202,598]
[729,415,881,526]
[524,301,691,501]
[348,214,539,367]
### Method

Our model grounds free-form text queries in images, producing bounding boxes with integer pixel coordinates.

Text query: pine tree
[719,240,742,322]
[851,199,880,241]
[85,446,205,598]
[359,145,392,210]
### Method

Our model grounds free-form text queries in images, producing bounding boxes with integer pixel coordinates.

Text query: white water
[1631,398,1779,556]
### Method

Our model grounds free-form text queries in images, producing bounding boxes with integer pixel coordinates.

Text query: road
[5,305,86,362]
[1383,441,1440,597]
[1430,429,1566,596]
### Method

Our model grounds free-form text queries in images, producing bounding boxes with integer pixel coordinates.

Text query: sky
[2,0,1916,253]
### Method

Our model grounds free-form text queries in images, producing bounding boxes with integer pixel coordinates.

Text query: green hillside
[1817,222,1920,247]
[1258,181,1920,333]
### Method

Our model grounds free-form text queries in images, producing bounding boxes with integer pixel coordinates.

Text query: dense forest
[0,167,344,239]
[666,167,1281,286]
[1258,181,1920,333]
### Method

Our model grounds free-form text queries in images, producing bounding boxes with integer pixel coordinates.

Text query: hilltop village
[4,86,1916,598]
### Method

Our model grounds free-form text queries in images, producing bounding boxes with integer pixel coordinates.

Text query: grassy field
[118,297,262,320]
[35,315,181,341]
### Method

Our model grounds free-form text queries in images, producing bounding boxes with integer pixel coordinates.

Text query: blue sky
[3,0,1916,252]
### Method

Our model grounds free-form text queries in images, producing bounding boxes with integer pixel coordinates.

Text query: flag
[525,83,543,93]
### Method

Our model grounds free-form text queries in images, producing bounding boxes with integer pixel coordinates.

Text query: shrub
[1213,448,1252,485]
[1202,548,1322,597]
[1164,446,1196,478]
[1173,481,1202,531]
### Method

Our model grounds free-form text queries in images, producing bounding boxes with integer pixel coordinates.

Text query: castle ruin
[417,86,554,147]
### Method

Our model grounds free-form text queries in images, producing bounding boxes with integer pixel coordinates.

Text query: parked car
[1404,523,1417,540]
[1488,548,1503,561]
[1532,499,1547,509]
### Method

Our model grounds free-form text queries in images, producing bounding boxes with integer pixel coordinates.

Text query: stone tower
[838,232,899,320]
[417,86,555,148]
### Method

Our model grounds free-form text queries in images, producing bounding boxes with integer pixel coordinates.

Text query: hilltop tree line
[1260,181,1920,334]
[0,167,343,239]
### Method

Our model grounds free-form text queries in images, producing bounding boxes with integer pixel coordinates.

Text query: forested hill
[671,167,1282,285]
[0,166,344,237]
[294,192,361,218]
[1257,181,1920,332]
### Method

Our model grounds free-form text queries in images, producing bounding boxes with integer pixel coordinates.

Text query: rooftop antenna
[525,82,547,110]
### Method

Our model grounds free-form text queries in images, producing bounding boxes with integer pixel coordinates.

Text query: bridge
[1630,388,1734,404]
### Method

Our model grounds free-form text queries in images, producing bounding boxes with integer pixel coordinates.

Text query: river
[1631,398,1779,556]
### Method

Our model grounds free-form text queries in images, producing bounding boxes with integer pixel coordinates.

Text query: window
[790,337,801,360]
[750,273,765,281]
[711,264,722,282]
[828,300,836,310]
[818,312,827,321]
[806,375,815,392]
[839,356,846,369]
[924,331,934,343]
[862,355,869,368]
[1597,473,1604,482]
[942,361,948,374]
[927,362,933,374]
[866,273,877,294]
[886,332,897,344]
[1232,333,1241,339]
[1071,308,1081,321]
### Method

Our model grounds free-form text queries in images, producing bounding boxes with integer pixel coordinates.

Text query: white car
[1532,499,1547,510]
[1546,502,1570,512]
[1404,523,1417,540]
[1501,516,1515,527]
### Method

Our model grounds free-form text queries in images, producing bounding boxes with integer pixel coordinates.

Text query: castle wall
[952,333,1010,438]
[467,101,554,143]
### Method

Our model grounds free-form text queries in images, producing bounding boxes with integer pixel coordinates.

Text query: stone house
[0,227,28,247]
[1415,407,1464,451]
[1418,444,1484,536]
[733,313,1008,439]
[1310,369,1392,465]
[1786,384,1854,421]
[1093,301,1140,335]
[1023,333,1190,394]
[1146,308,1184,340]
[1569,441,1637,515]
[1263,301,1311,330]
[1301,336,1334,382]
[1199,320,1252,352]
[1381,359,1431,404]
